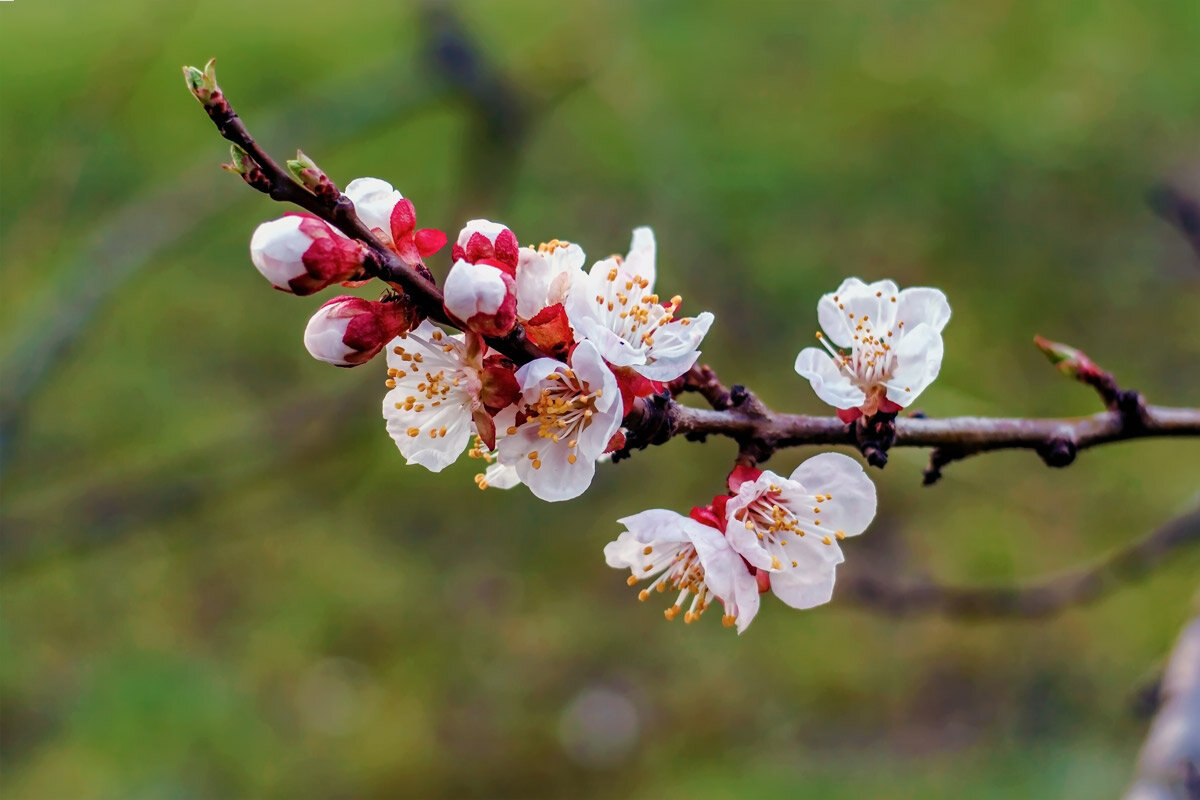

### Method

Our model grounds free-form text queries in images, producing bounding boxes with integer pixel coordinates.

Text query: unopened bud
[250,214,368,295]
[286,150,332,193]
[1034,335,1100,380]
[182,58,219,106]
[443,259,517,337]
[452,219,520,274]
[223,144,254,175]
[303,295,415,367]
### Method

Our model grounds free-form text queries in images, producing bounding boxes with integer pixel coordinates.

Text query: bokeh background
[3,1,1200,797]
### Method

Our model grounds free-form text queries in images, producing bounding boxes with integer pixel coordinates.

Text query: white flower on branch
[497,340,622,502]
[566,227,714,382]
[605,508,760,633]
[795,278,950,422]
[725,453,877,610]
[382,320,518,472]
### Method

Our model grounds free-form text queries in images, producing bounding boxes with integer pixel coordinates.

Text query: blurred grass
[2,0,1200,798]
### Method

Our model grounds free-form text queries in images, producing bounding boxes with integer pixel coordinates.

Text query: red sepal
[726,464,762,494]
[480,359,520,411]
[603,430,627,454]
[389,198,417,241]
[472,408,497,451]
[523,303,574,360]
[614,367,663,417]
[414,228,447,258]
[754,568,771,594]
[837,407,863,424]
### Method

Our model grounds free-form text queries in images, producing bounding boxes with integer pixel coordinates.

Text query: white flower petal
[794,348,867,409]
[886,324,944,406]
[786,452,877,539]
[623,226,656,289]
[249,216,310,288]
[769,562,838,610]
[896,286,951,334]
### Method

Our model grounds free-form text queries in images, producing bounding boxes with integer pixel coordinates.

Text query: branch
[1124,604,1200,799]
[184,60,543,364]
[622,338,1200,481]
[838,507,1200,619]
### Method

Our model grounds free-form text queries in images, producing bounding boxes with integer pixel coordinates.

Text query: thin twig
[187,62,544,364]
[837,507,1200,619]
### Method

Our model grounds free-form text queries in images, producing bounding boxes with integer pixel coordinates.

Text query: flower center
[591,266,685,350]
[735,487,843,569]
[386,328,480,439]
[815,293,914,408]
[517,368,603,468]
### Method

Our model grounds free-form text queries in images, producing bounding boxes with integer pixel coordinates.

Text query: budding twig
[183,59,543,364]
[840,507,1200,619]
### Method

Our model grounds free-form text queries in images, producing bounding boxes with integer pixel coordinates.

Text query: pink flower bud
[250,214,368,295]
[452,219,520,274]
[303,295,415,367]
[443,259,517,337]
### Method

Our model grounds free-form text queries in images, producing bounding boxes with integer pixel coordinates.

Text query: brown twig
[838,507,1200,619]
[621,387,1200,478]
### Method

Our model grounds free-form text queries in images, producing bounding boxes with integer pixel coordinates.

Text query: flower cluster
[605,454,877,632]
[242,171,950,633]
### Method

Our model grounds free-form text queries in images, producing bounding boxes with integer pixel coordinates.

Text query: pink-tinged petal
[786,452,877,539]
[383,397,475,472]
[794,348,867,409]
[344,177,403,238]
[885,324,944,406]
[623,226,656,289]
[895,286,951,334]
[769,561,838,610]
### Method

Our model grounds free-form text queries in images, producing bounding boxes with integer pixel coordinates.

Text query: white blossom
[605,509,760,632]
[497,340,622,502]
[382,321,491,472]
[566,227,714,381]
[795,278,950,418]
[724,453,876,610]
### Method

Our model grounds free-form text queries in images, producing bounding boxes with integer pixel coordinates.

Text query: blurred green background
[2,1,1199,797]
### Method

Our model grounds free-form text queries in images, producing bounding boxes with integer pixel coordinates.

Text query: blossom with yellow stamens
[382,320,517,472]
[604,507,759,633]
[794,277,950,422]
[497,339,621,501]
[724,452,877,610]
[566,227,714,381]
